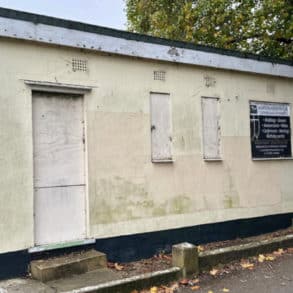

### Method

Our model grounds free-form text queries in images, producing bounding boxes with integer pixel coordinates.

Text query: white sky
[0,0,126,30]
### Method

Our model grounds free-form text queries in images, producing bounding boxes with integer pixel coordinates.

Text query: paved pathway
[0,253,292,292]
[179,254,293,293]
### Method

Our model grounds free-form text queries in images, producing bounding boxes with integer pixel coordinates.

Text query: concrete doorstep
[30,250,107,282]
[0,233,292,293]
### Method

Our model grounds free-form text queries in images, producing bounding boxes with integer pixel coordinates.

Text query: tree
[126,0,293,60]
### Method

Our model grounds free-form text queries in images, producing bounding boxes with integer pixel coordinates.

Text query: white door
[32,92,86,246]
[150,93,172,161]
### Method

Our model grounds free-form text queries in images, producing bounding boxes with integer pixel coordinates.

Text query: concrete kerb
[198,234,293,271]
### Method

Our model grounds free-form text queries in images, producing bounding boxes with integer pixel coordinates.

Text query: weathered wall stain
[167,47,180,57]
[91,177,196,225]
[223,164,240,209]
[91,177,151,224]
[169,194,192,214]
[204,75,216,88]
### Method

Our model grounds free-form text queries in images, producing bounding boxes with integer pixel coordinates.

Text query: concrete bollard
[172,242,199,277]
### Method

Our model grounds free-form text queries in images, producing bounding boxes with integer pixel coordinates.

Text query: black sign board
[250,102,292,159]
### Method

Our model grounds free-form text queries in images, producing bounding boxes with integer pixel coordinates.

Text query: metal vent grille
[154,70,166,81]
[72,59,88,72]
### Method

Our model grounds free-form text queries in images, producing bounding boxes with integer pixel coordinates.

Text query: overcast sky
[0,0,126,30]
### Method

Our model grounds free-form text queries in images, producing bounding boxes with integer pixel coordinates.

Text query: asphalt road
[178,254,293,293]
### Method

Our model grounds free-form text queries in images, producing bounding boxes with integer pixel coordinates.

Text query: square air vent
[72,59,88,72]
[154,70,166,81]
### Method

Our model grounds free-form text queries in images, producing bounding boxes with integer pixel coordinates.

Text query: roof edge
[0,7,292,67]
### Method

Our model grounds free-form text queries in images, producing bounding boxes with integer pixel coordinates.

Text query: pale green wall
[0,38,292,253]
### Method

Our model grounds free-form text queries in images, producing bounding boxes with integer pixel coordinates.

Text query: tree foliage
[126,0,293,60]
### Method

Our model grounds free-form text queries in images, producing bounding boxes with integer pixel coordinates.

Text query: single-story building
[0,7,292,279]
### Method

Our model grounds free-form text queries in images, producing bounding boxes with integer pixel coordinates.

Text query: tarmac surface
[178,254,293,293]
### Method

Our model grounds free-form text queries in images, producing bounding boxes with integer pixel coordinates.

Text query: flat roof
[0,7,292,78]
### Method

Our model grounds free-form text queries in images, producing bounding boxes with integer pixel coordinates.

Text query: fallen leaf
[166,283,179,293]
[163,254,172,260]
[162,283,179,293]
[241,262,254,270]
[191,285,200,291]
[265,255,275,261]
[222,288,230,292]
[258,254,265,263]
[150,287,158,293]
[114,263,124,271]
[192,278,200,284]
[130,290,138,293]
[197,245,204,252]
[179,278,189,285]
[158,288,166,293]
[159,285,170,292]
[158,253,165,259]
[273,248,284,256]
[210,268,219,276]
[208,291,214,293]
[107,262,114,268]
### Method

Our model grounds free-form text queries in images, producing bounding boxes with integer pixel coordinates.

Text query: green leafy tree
[126,0,293,60]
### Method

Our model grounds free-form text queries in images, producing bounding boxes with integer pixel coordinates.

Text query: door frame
[25,80,94,252]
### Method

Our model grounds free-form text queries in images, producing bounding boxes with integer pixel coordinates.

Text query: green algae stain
[223,196,233,209]
[91,176,161,225]
[223,194,240,209]
[152,206,167,217]
[169,194,192,214]
[91,177,195,226]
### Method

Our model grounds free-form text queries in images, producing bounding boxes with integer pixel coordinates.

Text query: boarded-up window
[201,97,221,159]
[150,93,172,162]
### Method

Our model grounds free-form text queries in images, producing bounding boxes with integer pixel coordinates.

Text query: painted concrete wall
[0,38,292,253]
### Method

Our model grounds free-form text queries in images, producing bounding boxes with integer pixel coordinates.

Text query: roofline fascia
[0,7,292,78]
